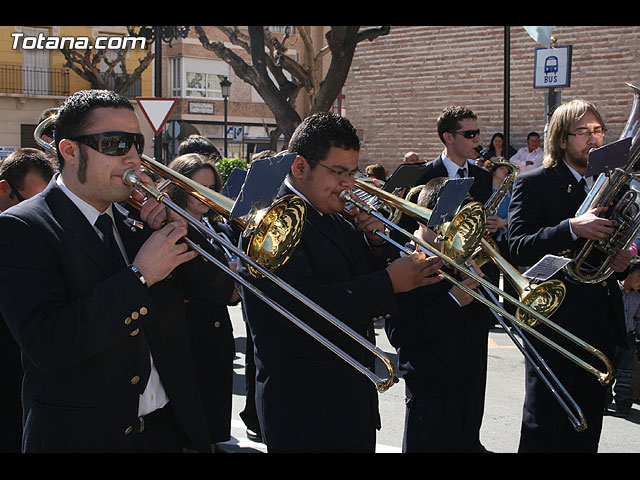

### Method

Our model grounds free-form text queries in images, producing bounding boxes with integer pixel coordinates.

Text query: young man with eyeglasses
[0,89,223,452]
[508,99,632,452]
[238,111,445,453]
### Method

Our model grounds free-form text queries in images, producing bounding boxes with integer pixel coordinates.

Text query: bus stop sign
[534,45,572,89]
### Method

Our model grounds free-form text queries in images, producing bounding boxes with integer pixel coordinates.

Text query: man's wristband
[128,264,147,286]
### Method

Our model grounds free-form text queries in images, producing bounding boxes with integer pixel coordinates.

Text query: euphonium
[565,83,640,284]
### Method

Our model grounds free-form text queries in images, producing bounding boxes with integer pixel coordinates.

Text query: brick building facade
[346,26,640,174]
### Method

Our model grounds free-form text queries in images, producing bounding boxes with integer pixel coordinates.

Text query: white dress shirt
[511,146,544,173]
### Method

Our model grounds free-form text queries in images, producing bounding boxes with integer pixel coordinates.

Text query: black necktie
[577,178,588,203]
[95,213,150,393]
[95,214,125,269]
[457,168,466,178]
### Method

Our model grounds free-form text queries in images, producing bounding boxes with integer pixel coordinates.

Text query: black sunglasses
[70,131,145,157]
[452,129,481,139]
[5,180,25,202]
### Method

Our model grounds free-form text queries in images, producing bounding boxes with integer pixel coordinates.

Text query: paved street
[219,304,640,453]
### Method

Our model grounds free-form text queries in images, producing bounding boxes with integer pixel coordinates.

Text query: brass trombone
[33,115,398,393]
[349,179,615,387]
[399,180,588,430]
[403,182,567,327]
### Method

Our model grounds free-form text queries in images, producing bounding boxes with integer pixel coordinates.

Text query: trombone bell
[245,194,307,278]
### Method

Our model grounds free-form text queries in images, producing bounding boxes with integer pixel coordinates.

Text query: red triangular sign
[136,97,178,136]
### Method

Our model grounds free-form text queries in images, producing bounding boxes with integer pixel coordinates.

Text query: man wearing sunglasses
[0,89,220,453]
[0,148,55,452]
[508,99,631,452]
[410,105,497,452]
[0,147,54,212]
[416,105,494,211]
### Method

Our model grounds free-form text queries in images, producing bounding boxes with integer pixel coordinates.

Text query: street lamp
[221,76,231,158]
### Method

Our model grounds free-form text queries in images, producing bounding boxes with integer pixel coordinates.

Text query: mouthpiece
[122,169,140,187]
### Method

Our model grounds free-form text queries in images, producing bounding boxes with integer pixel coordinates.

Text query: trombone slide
[123,167,399,393]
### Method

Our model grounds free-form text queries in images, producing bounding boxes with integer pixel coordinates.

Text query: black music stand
[383,162,430,192]
[585,136,632,178]
[222,167,248,199]
[428,177,474,227]
[230,152,297,221]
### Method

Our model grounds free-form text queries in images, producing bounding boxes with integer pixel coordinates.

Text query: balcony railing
[0,65,143,99]
[0,64,70,96]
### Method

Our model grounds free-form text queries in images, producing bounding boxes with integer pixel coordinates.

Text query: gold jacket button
[124,317,131,325]
[214,321,221,328]
[602,281,607,287]
[131,375,140,385]
[131,311,139,320]
[130,328,140,337]
[124,426,133,435]
[140,307,148,316]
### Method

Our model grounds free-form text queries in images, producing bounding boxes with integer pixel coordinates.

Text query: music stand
[585,136,632,178]
[383,162,430,192]
[428,177,474,227]
[221,167,248,199]
[230,152,297,220]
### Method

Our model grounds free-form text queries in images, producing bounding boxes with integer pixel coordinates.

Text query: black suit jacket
[385,264,483,399]
[0,176,218,452]
[507,161,627,355]
[238,184,399,451]
[417,155,493,205]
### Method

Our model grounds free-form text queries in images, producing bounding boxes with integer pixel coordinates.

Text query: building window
[171,57,228,99]
[170,57,181,97]
[268,26,293,34]
[186,72,225,99]
[332,87,346,117]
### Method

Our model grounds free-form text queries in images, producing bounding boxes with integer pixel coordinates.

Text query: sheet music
[522,254,571,281]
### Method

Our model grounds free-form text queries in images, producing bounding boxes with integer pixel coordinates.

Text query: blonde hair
[543,99,606,168]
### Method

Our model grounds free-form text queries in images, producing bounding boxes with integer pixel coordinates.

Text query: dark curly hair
[287,111,360,168]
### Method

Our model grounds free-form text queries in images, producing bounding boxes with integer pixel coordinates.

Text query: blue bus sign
[534,45,571,88]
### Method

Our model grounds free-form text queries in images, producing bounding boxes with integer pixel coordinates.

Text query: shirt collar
[56,174,114,227]
[284,177,325,216]
[563,159,593,189]
[441,152,470,178]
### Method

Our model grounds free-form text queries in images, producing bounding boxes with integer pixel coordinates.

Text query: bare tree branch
[60,39,154,94]
[194,26,390,146]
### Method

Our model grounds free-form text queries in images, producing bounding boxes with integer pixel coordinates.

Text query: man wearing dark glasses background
[0,147,55,452]
[0,89,222,453]
[0,147,54,213]
[416,105,494,210]
[411,105,497,453]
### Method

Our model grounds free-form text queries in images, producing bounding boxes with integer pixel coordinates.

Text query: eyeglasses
[70,131,145,156]
[452,129,481,139]
[310,160,361,179]
[567,128,606,138]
